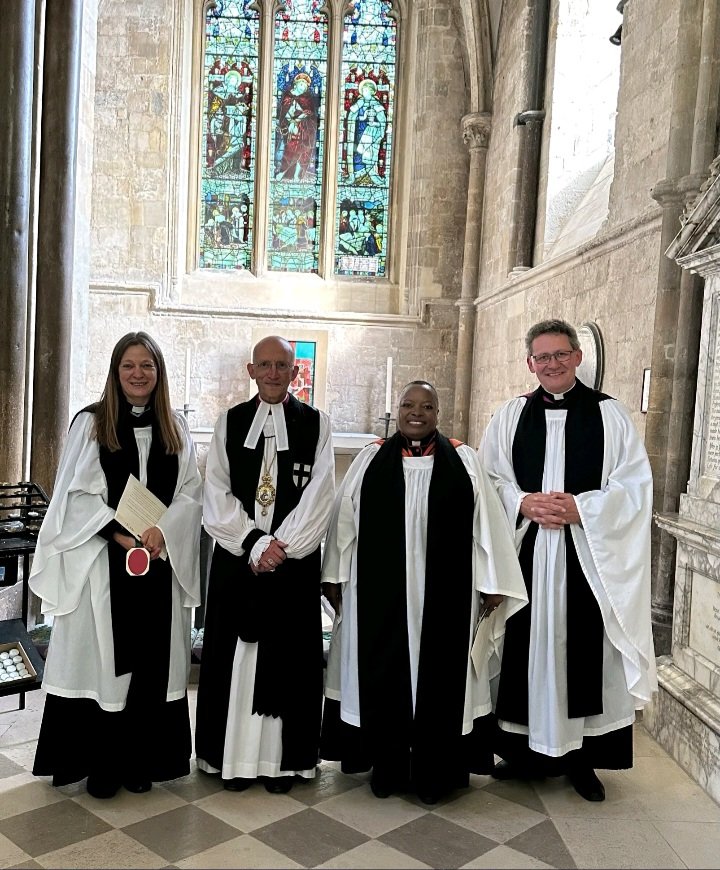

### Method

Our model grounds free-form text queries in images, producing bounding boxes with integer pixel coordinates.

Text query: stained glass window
[335,0,396,277]
[197,0,397,279]
[199,0,259,270]
[267,0,328,273]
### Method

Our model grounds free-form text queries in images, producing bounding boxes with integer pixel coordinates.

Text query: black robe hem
[33,692,192,786]
[493,719,634,773]
[320,698,496,789]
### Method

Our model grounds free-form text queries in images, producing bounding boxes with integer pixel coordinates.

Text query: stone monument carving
[647,162,720,804]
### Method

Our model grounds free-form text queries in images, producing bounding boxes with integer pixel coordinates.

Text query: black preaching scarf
[94,403,178,696]
[495,381,609,723]
[356,430,474,789]
[200,395,322,771]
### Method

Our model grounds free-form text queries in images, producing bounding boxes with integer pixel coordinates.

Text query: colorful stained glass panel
[335,0,396,277]
[267,0,328,273]
[289,340,316,405]
[199,0,259,270]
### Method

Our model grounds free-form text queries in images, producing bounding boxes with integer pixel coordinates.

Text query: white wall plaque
[689,572,720,669]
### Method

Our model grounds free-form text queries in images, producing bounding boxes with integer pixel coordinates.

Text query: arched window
[197,0,398,278]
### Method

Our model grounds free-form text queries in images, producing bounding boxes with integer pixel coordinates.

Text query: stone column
[30,0,83,494]
[0,3,36,483]
[452,112,491,441]
[646,0,706,654]
[648,181,703,654]
[507,0,549,273]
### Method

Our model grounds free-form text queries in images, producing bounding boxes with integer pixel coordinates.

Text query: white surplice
[29,411,203,711]
[480,396,658,756]
[322,442,528,733]
[198,406,335,780]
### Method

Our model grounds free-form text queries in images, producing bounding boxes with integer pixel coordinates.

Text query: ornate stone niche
[645,165,720,804]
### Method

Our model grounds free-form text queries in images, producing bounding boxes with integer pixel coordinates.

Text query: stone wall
[608,0,680,229]
[80,0,470,437]
[470,224,660,447]
[404,0,470,301]
[84,293,458,440]
[91,0,175,285]
[468,0,681,447]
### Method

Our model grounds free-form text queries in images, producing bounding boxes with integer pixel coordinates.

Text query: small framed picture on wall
[249,328,328,409]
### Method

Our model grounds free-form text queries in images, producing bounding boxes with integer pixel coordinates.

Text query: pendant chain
[255,445,278,516]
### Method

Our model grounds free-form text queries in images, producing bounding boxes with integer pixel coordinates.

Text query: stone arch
[454,0,495,113]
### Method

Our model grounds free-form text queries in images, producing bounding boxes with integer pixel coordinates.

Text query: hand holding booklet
[115,475,168,560]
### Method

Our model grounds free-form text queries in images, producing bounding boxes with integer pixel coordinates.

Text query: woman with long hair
[30,332,202,798]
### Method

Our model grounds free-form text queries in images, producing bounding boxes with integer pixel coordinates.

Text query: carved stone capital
[462,112,492,151]
[650,177,686,207]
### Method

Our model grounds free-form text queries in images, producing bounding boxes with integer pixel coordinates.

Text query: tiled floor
[0,688,719,869]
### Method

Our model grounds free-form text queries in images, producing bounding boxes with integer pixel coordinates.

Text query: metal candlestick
[378,412,395,439]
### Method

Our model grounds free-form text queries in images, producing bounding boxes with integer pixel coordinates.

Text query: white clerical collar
[244,399,289,451]
[548,380,577,401]
[130,405,146,416]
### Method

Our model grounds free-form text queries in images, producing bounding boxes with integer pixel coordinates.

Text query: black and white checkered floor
[0,688,718,869]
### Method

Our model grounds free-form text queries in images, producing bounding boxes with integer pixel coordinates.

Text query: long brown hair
[93,332,183,454]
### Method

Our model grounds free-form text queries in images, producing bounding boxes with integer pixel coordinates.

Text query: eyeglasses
[253,360,293,372]
[530,350,575,365]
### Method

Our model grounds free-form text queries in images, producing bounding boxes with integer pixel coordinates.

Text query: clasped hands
[252,537,288,574]
[520,491,580,529]
[113,527,165,560]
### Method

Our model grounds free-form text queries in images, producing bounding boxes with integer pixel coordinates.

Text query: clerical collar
[541,381,577,403]
[400,430,437,457]
[130,404,147,416]
[244,397,289,451]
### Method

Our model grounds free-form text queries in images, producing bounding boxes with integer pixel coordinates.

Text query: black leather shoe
[491,760,519,780]
[86,776,120,799]
[370,774,393,799]
[223,777,255,791]
[491,760,544,781]
[568,767,605,802]
[124,780,152,794]
[416,789,440,805]
[264,776,294,794]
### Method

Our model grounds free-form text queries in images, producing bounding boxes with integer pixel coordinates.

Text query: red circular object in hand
[126,547,150,576]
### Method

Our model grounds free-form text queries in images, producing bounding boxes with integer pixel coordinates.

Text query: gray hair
[525,319,580,355]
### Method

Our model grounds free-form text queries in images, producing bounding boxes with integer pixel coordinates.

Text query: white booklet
[114,474,168,560]
[470,610,494,678]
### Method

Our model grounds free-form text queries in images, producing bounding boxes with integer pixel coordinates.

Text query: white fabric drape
[29,412,203,711]
[480,397,657,756]
[198,406,335,780]
[322,442,528,735]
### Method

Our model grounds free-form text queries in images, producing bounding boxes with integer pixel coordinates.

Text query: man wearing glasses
[195,336,335,795]
[480,319,657,802]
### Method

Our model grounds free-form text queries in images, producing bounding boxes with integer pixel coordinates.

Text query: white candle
[385,356,393,414]
[184,348,192,407]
